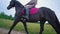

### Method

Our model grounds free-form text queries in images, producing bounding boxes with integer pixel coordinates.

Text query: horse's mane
[15,1,24,8]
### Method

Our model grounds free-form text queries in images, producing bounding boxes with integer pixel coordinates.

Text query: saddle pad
[22,8,39,15]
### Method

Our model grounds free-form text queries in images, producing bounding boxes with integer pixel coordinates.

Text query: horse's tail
[45,7,60,34]
[48,7,60,29]
[55,15,60,34]
[54,14,60,27]
[39,7,60,26]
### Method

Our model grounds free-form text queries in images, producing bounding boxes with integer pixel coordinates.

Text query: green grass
[0,19,57,34]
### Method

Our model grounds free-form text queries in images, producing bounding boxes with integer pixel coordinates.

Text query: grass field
[0,19,57,34]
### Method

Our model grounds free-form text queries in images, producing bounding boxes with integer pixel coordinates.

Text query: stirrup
[25,16,29,19]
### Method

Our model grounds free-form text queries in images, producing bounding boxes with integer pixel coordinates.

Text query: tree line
[0,12,14,20]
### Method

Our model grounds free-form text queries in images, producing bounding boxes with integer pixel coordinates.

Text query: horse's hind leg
[39,20,45,34]
[8,19,19,34]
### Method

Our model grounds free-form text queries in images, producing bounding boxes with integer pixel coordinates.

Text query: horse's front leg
[22,19,29,34]
[8,19,20,34]
[39,20,45,34]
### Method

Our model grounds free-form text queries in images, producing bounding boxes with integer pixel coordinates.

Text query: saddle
[22,8,39,15]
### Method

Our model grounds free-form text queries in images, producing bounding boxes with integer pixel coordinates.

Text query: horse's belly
[28,13,40,22]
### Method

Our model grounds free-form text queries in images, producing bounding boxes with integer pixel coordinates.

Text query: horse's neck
[15,1,24,13]
[15,1,24,9]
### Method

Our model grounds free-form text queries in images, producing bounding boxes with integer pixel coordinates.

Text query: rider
[24,0,37,19]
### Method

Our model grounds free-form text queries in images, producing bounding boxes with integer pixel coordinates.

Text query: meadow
[0,19,57,34]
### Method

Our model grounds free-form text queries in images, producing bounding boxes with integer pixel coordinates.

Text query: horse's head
[7,0,16,10]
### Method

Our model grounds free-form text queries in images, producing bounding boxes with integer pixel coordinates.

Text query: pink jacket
[25,0,37,8]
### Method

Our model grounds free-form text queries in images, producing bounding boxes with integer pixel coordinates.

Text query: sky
[0,0,60,21]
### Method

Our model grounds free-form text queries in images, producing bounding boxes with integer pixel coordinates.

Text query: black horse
[7,0,60,34]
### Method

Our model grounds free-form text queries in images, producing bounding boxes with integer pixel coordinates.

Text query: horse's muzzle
[7,6,12,10]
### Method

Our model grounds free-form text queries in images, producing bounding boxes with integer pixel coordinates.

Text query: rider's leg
[25,7,29,19]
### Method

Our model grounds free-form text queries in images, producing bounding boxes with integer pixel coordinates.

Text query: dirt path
[0,28,25,34]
